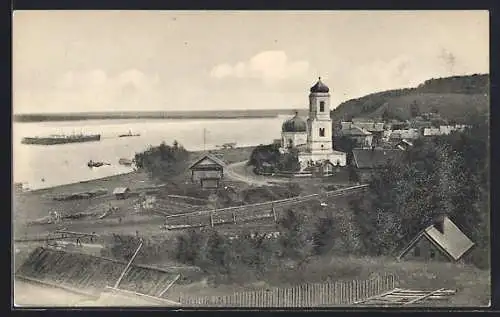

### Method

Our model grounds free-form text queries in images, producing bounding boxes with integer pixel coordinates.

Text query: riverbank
[13,146,255,238]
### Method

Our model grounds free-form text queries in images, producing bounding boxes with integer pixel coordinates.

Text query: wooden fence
[164,184,369,230]
[178,274,398,307]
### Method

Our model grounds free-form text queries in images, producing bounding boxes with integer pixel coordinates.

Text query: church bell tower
[306,77,333,154]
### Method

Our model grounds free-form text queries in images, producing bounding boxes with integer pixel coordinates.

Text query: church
[280,78,347,171]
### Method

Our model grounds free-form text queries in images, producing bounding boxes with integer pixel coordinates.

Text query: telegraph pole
[203,128,207,151]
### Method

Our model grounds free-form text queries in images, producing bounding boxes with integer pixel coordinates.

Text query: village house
[113,187,130,200]
[340,118,385,146]
[188,153,226,189]
[339,125,374,149]
[397,215,474,263]
[351,148,405,182]
[423,125,470,136]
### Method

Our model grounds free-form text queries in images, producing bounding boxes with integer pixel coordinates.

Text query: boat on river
[118,158,134,166]
[87,160,111,168]
[118,130,140,138]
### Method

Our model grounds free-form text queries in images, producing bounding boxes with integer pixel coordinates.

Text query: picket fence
[178,274,398,307]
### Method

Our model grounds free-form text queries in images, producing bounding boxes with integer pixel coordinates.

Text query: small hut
[397,215,475,262]
[113,187,131,200]
[188,153,226,189]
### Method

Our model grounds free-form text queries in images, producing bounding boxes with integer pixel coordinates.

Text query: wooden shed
[188,153,226,189]
[397,216,475,262]
[113,187,131,200]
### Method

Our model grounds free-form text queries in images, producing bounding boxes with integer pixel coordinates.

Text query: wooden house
[351,148,405,182]
[113,187,130,200]
[188,153,226,189]
[397,216,475,262]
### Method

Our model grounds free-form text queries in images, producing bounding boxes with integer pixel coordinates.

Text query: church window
[319,101,325,112]
[414,246,420,257]
[319,128,325,137]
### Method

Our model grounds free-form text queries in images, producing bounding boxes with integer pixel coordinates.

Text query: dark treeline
[331,74,489,122]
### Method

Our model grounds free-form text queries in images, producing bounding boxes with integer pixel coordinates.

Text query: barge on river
[21,133,101,145]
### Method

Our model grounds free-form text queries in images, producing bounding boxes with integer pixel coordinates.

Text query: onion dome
[282,111,307,133]
[310,77,330,93]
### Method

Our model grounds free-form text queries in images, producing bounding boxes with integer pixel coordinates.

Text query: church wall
[281,132,307,148]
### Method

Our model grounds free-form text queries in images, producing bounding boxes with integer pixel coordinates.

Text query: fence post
[232,211,236,224]
[210,212,214,227]
[272,201,277,222]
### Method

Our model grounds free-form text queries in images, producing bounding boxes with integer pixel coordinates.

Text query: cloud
[210,50,310,84]
[16,69,161,113]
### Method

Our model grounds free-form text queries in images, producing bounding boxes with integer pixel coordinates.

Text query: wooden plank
[157,274,180,297]
[353,288,400,304]
[113,241,143,289]
[403,288,446,305]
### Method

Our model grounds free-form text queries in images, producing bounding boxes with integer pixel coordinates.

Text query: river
[13,117,285,190]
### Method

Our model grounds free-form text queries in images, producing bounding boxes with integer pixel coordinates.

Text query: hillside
[331,74,489,123]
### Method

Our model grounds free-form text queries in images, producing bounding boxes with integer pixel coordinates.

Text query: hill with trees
[331,74,489,123]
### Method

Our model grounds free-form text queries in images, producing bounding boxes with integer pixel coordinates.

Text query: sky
[13,10,489,114]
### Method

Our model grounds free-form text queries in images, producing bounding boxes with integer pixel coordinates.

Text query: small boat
[118,158,133,166]
[118,130,140,138]
[87,160,110,168]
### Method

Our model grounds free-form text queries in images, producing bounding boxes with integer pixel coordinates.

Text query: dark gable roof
[188,153,227,170]
[352,148,405,169]
[398,216,474,261]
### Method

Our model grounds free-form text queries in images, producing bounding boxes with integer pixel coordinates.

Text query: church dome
[310,77,330,93]
[282,112,307,133]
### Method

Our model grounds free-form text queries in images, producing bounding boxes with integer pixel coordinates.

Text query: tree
[204,230,232,275]
[278,209,311,266]
[277,148,301,172]
[410,101,421,117]
[175,229,204,265]
[134,140,189,181]
[312,214,337,255]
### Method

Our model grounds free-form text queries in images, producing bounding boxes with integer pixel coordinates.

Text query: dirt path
[225,161,289,186]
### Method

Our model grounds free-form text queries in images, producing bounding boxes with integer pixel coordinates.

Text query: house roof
[352,148,405,169]
[188,153,227,170]
[113,187,130,194]
[342,125,372,136]
[398,216,475,261]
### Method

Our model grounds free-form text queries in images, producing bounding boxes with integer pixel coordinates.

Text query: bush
[134,140,189,181]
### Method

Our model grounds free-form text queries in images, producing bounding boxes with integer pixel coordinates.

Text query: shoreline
[17,146,255,195]
[13,109,307,123]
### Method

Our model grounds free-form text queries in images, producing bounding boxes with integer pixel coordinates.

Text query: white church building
[280,78,347,170]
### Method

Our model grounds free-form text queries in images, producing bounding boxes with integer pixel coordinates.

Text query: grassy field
[164,255,490,307]
[13,251,490,307]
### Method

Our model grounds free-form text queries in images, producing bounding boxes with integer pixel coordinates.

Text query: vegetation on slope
[350,118,489,268]
[331,74,489,123]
